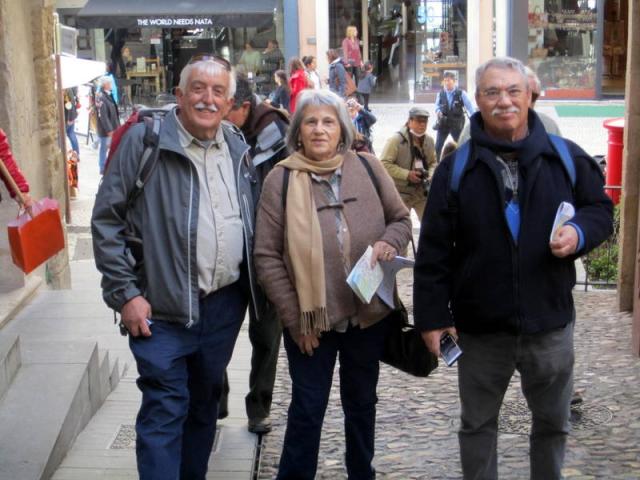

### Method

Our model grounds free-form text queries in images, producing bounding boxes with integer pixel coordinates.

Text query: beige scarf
[279,151,344,335]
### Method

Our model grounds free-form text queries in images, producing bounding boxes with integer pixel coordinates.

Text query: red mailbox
[602,118,624,204]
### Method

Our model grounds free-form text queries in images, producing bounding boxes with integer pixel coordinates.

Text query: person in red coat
[0,128,33,211]
[288,58,311,113]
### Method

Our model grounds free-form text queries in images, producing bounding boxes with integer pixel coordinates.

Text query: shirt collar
[174,109,224,150]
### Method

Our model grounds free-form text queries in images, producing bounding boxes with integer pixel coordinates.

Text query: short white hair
[98,75,112,88]
[475,57,529,94]
[178,60,236,99]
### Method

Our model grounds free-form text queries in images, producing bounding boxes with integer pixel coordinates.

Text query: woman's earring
[296,140,302,149]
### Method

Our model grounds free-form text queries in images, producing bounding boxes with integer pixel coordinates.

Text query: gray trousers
[457,322,574,480]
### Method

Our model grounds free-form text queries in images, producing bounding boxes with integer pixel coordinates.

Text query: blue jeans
[66,123,79,155]
[98,136,111,174]
[129,282,247,480]
[457,322,574,480]
[277,319,389,480]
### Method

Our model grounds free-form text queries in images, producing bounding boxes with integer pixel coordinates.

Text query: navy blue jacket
[413,110,614,335]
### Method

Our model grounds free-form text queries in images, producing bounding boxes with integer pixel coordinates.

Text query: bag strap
[447,141,472,237]
[548,134,576,188]
[281,153,380,210]
[126,114,163,210]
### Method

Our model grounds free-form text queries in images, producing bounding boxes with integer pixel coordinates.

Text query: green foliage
[583,204,619,284]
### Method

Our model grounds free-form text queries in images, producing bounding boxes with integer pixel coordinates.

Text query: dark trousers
[219,307,282,421]
[435,122,464,161]
[66,122,79,155]
[277,319,389,480]
[129,282,247,480]
[246,307,283,419]
[358,93,371,111]
[457,322,574,480]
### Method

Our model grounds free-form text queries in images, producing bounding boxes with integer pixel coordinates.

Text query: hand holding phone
[440,333,463,366]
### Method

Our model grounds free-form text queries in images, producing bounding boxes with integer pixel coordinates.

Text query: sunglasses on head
[188,54,231,71]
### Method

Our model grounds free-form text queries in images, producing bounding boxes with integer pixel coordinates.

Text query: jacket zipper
[186,163,195,328]
[237,150,259,316]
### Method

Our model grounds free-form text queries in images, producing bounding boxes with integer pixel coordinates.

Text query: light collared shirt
[175,111,244,296]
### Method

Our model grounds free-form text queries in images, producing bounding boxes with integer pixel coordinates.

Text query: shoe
[571,391,584,406]
[248,416,272,434]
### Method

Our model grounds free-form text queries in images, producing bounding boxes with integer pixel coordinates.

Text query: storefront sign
[136,17,214,27]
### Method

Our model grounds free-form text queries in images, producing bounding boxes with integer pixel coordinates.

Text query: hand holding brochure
[377,256,414,309]
[550,202,575,242]
[346,246,384,303]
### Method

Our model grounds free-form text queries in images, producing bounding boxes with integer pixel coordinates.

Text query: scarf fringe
[300,307,330,336]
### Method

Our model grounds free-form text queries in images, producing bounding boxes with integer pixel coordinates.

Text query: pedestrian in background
[341,25,363,80]
[346,96,376,153]
[267,70,291,112]
[414,57,613,480]
[222,74,290,434]
[303,56,322,90]
[64,88,80,158]
[254,89,411,480]
[380,106,436,219]
[434,70,475,160]
[94,76,120,175]
[238,41,262,77]
[288,57,311,113]
[92,56,263,480]
[327,48,347,98]
[356,61,377,111]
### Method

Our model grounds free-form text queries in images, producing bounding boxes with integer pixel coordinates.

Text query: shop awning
[58,55,106,88]
[77,0,276,29]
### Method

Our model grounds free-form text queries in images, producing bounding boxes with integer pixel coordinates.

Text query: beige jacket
[380,126,437,197]
[254,151,412,338]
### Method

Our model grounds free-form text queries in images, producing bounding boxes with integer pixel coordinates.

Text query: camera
[419,169,430,196]
[440,333,463,366]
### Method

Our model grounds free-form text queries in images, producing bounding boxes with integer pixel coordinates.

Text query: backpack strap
[126,114,163,209]
[281,167,290,210]
[448,141,472,237]
[548,134,576,188]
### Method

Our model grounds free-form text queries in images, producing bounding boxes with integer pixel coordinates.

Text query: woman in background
[341,25,363,79]
[288,57,311,113]
[267,70,291,112]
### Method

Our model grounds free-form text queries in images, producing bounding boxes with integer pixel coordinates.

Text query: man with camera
[380,106,436,219]
[434,70,475,161]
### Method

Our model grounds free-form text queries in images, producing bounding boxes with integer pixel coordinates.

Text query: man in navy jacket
[414,57,613,480]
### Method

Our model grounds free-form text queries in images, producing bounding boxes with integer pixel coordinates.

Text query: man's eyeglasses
[480,87,525,101]
[188,54,231,72]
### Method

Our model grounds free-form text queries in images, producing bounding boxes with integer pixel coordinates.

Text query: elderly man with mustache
[92,56,264,480]
[413,57,613,480]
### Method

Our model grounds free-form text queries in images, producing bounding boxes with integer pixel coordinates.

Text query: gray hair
[178,60,236,99]
[524,66,541,93]
[286,89,355,155]
[475,57,529,94]
[98,75,112,88]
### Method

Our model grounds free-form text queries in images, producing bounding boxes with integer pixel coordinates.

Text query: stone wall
[0,0,70,292]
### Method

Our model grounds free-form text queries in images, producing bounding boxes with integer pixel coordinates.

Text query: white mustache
[194,102,218,112]
[491,106,519,116]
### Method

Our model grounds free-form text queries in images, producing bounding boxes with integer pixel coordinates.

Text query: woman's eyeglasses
[188,54,231,72]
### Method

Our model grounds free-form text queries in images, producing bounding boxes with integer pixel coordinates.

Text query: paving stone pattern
[258,274,640,479]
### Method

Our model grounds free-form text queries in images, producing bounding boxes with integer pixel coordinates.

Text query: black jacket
[413,110,613,335]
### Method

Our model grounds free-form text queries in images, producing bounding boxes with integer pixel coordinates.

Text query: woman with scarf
[254,89,411,480]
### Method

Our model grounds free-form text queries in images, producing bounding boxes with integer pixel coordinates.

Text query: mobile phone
[440,333,463,366]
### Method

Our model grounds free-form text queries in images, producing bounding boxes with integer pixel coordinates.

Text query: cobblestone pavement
[258,271,640,479]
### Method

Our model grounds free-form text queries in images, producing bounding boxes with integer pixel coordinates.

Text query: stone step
[0,339,116,480]
[0,334,20,400]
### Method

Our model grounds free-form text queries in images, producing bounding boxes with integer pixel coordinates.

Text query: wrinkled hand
[370,241,398,267]
[407,169,423,185]
[550,225,579,258]
[296,332,320,356]
[421,327,458,357]
[121,296,153,337]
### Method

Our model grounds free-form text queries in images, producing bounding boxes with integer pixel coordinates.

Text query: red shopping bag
[7,198,65,274]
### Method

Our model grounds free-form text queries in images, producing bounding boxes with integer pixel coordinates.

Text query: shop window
[415,0,468,102]
[527,0,597,99]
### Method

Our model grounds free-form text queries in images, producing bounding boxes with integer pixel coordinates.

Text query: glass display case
[527,1,597,98]
[414,0,468,102]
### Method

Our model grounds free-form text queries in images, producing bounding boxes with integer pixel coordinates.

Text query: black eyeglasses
[188,54,231,71]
